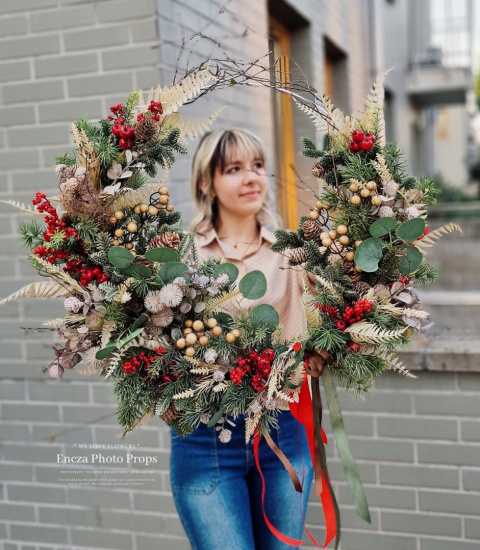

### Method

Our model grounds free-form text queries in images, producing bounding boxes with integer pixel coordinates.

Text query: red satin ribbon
[253,429,303,547]
[290,369,338,548]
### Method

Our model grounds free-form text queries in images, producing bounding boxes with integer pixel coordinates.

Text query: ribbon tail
[253,429,303,547]
[311,376,341,549]
[322,367,371,525]
[264,433,303,493]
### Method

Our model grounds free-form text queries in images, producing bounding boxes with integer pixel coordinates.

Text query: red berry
[352,130,364,143]
[349,141,361,152]
[112,124,121,137]
[363,132,375,143]
[360,139,373,151]
[335,320,347,331]
[347,341,361,352]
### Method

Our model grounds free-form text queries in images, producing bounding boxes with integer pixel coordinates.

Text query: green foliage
[334,352,387,394]
[73,218,99,247]
[309,323,349,353]
[124,91,139,124]
[418,177,441,205]
[18,219,44,250]
[302,137,322,158]
[341,153,377,185]
[270,228,304,252]
[114,374,155,430]
[304,240,329,271]
[364,245,402,286]
[411,262,438,285]
[142,127,187,177]
[54,152,77,166]
[89,232,115,267]
[104,302,129,325]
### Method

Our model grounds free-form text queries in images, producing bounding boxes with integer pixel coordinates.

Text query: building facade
[0,1,479,549]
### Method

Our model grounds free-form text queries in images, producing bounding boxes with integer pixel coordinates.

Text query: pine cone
[159,403,179,423]
[148,232,180,249]
[312,162,325,178]
[353,281,372,298]
[135,118,158,141]
[287,247,308,264]
[126,293,144,314]
[302,219,323,244]
[134,257,155,271]
[344,261,362,283]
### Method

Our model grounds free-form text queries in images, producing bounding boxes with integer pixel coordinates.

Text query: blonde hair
[189,128,279,234]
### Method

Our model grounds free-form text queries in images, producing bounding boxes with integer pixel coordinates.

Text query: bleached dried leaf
[110,170,169,211]
[0,281,70,306]
[172,389,195,400]
[380,351,416,378]
[346,321,406,344]
[0,200,44,217]
[204,288,241,315]
[163,106,226,142]
[415,223,462,250]
[380,303,429,319]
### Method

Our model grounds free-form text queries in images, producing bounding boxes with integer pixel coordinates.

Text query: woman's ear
[199,177,215,197]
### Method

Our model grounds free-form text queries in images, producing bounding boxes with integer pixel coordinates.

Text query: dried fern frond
[42,318,65,327]
[204,288,241,315]
[245,411,262,442]
[213,382,229,393]
[380,303,429,319]
[172,389,195,400]
[184,356,219,370]
[189,367,212,375]
[293,97,329,133]
[34,257,84,293]
[314,275,343,304]
[101,320,117,347]
[139,67,218,117]
[0,200,44,217]
[415,223,462,251]
[110,171,169,211]
[346,321,406,344]
[71,124,100,188]
[357,70,391,133]
[374,154,393,181]
[302,279,321,327]
[162,106,226,141]
[0,281,70,306]
[104,341,136,379]
[380,351,416,378]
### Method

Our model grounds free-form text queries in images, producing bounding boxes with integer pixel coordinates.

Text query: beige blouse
[194,226,315,342]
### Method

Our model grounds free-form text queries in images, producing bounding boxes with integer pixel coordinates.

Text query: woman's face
[210,147,267,221]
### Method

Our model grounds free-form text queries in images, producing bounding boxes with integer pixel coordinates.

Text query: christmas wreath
[1,66,462,548]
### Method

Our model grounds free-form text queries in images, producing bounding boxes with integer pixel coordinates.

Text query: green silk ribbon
[322,367,371,524]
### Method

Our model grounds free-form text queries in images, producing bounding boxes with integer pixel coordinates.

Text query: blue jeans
[170,411,314,550]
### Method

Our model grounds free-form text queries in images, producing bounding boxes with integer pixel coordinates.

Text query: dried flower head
[213,370,225,382]
[159,284,183,307]
[378,206,394,218]
[64,296,83,313]
[150,308,174,327]
[219,428,232,443]
[405,206,420,219]
[144,291,164,313]
[382,179,398,197]
[214,273,229,287]
[204,348,218,364]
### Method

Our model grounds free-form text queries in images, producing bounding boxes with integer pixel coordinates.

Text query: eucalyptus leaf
[250,304,279,327]
[108,247,135,269]
[398,245,423,275]
[120,263,151,279]
[207,407,224,427]
[194,302,206,313]
[145,247,178,263]
[131,312,149,332]
[95,342,117,360]
[354,238,384,273]
[370,217,396,237]
[213,262,239,285]
[117,327,145,349]
[397,218,425,242]
[239,270,267,300]
[212,311,234,328]
[159,262,191,283]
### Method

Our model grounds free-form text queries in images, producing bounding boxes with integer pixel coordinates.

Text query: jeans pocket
[170,426,220,495]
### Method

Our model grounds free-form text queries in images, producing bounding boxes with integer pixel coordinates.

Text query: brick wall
[1,1,479,550]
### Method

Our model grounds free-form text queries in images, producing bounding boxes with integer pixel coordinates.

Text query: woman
[169,128,315,550]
